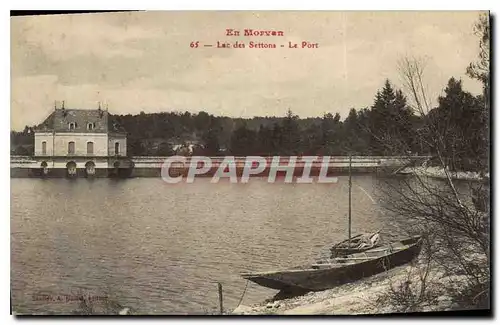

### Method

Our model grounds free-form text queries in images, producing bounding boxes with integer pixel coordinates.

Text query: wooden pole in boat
[348,154,352,245]
[217,282,224,315]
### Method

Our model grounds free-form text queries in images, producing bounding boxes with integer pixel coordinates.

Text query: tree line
[10,76,487,173]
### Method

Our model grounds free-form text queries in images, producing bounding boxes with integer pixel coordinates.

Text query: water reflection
[12,176,406,314]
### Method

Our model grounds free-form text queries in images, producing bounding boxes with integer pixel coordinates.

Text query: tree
[374,55,490,313]
[316,112,342,155]
[157,142,175,156]
[12,145,30,156]
[330,113,343,155]
[127,138,146,156]
[428,78,486,171]
[340,107,372,155]
[368,80,415,155]
[201,117,222,156]
[194,111,211,131]
[270,122,283,155]
[280,109,302,155]
[255,124,273,156]
[230,123,257,156]
[466,13,490,99]
[466,13,490,171]
[342,108,360,154]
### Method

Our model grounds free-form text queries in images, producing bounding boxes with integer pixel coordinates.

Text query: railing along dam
[10,155,431,178]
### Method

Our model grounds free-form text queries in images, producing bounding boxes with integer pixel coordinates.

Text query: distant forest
[11,77,488,172]
[11,15,489,173]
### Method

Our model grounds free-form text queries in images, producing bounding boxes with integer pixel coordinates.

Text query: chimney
[97,101,104,118]
[61,101,67,117]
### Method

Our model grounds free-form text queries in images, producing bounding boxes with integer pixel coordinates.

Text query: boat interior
[313,236,421,268]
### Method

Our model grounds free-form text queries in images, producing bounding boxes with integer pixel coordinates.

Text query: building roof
[35,108,126,134]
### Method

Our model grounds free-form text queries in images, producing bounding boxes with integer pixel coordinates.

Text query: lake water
[11,176,407,314]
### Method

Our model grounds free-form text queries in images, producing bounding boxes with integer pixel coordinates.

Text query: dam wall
[10,155,428,178]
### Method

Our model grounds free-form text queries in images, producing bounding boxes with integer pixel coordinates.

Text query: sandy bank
[232,262,464,315]
[400,166,488,182]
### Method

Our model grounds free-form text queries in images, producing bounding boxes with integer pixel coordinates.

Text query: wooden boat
[241,236,422,293]
[330,232,381,257]
[327,155,382,258]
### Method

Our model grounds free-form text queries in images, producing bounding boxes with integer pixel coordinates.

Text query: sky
[10,11,485,131]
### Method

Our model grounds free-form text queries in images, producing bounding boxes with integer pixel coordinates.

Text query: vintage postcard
[10,11,490,316]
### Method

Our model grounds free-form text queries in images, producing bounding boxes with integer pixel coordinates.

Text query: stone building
[33,106,129,177]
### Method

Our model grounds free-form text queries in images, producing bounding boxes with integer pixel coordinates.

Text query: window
[87,142,94,155]
[87,123,96,131]
[41,141,47,155]
[69,122,77,130]
[114,142,120,155]
[68,141,75,155]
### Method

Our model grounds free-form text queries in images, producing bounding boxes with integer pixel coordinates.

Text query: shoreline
[399,166,489,182]
[232,261,464,315]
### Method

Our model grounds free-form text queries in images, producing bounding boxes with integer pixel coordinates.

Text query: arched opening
[85,161,96,176]
[41,141,47,155]
[40,161,49,175]
[170,161,185,169]
[115,142,120,155]
[109,160,121,178]
[87,142,94,155]
[68,141,75,155]
[66,161,77,177]
[109,159,134,178]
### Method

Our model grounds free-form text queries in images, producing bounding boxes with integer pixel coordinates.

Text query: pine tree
[369,80,414,155]
[429,77,485,171]
[281,109,301,155]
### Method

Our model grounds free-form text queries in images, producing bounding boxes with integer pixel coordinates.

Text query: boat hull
[243,236,422,292]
